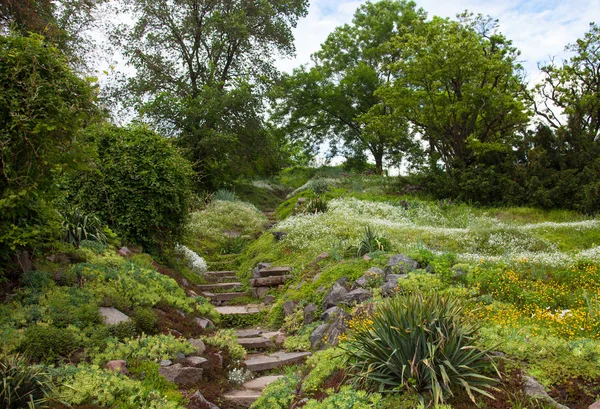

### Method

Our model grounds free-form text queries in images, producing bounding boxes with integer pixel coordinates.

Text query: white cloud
[276,0,600,83]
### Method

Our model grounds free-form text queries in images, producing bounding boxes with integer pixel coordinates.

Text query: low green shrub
[0,354,57,409]
[355,226,390,257]
[304,197,329,214]
[59,207,107,248]
[107,321,138,341]
[301,348,346,394]
[213,189,238,202]
[344,293,498,405]
[19,325,83,363]
[220,236,250,254]
[132,308,159,335]
[302,386,381,409]
[91,334,196,365]
[58,364,184,409]
[250,373,300,409]
[203,330,246,360]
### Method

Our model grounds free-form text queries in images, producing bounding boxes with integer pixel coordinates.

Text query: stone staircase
[199,270,247,305]
[223,329,312,407]
[264,209,277,230]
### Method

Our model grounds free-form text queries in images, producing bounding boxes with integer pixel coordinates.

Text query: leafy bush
[203,329,246,360]
[344,293,498,405]
[310,179,331,195]
[301,348,346,394]
[0,34,96,263]
[213,189,238,202]
[18,325,83,363]
[58,364,184,409]
[65,124,194,252]
[132,308,158,335]
[250,373,300,409]
[0,354,57,409]
[302,386,381,409]
[91,334,196,365]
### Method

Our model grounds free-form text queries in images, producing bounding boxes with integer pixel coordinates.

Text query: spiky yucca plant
[0,354,57,408]
[343,293,498,405]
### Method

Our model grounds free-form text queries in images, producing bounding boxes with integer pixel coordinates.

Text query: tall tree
[0,0,105,71]
[110,0,308,188]
[381,14,531,176]
[271,0,425,174]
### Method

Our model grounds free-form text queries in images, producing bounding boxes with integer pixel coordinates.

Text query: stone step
[222,390,262,407]
[203,274,238,283]
[243,375,284,391]
[204,292,248,303]
[237,337,275,350]
[196,282,242,291]
[236,329,263,338]
[256,266,292,278]
[244,351,312,372]
[250,275,291,287]
[205,270,237,278]
[215,305,264,315]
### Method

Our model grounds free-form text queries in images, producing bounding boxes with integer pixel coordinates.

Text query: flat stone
[185,356,208,367]
[105,360,128,374]
[263,295,276,304]
[196,282,242,291]
[238,337,275,349]
[590,401,600,409]
[160,360,172,367]
[256,267,292,277]
[244,351,311,372]
[341,288,373,305]
[223,390,262,407]
[523,376,569,409]
[283,300,298,317]
[195,317,215,329]
[215,305,263,315]
[251,286,269,298]
[188,339,206,354]
[190,391,220,409]
[237,329,262,338]
[212,292,247,302]
[250,275,291,287]
[243,375,285,391]
[312,252,329,263]
[159,364,203,386]
[117,247,131,257]
[99,307,130,326]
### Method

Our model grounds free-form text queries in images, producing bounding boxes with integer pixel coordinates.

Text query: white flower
[175,244,207,275]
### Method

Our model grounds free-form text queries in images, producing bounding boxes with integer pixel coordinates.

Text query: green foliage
[304,197,329,214]
[18,325,83,363]
[132,308,159,335]
[302,386,382,409]
[355,226,390,256]
[310,179,331,195]
[220,311,266,329]
[344,293,498,405]
[58,364,184,409]
[203,330,246,360]
[59,208,107,248]
[301,348,346,394]
[0,354,57,409]
[213,189,238,202]
[250,373,300,409]
[91,334,196,365]
[65,124,194,252]
[220,236,250,255]
[0,34,96,262]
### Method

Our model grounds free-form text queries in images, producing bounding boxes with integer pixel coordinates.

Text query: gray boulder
[523,376,569,409]
[99,307,130,326]
[341,288,373,306]
[321,306,343,322]
[188,338,206,355]
[385,254,418,275]
[381,274,407,297]
[191,391,220,409]
[310,324,328,349]
[322,279,350,310]
[303,303,318,325]
[159,364,203,386]
[283,300,298,317]
[354,267,385,289]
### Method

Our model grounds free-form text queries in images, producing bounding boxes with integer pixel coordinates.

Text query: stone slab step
[223,390,262,407]
[236,329,263,338]
[243,375,284,391]
[256,267,292,278]
[196,282,242,291]
[238,337,275,349]
[204,292,248,302]
[205,270,237,277]
[250,275,291,287]
[244,351,311,372]
[215,305,263,315]
[203,272,237,283]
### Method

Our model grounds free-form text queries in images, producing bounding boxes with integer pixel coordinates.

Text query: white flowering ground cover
[277,197,600,266]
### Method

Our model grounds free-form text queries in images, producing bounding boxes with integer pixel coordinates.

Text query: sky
[274,0,600,83]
